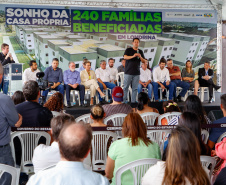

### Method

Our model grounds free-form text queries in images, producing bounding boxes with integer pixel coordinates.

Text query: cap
[112,86,124,102]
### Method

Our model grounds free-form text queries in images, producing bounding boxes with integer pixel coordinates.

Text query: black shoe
[67,104,72,108]
[215,85,221,91]
[80,104,87,107]
[99,100,107,105]
[177,95,182,102]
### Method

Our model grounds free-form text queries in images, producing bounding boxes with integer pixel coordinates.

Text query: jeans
[65,84,85,105]
[138,83,153,100]
[98,82,116,101]
[0,77,9,95]
[123,74,139,103]
[0,144,15,185]
[42,84,64,103]
[171,80,190,97]
[152,81,175,100]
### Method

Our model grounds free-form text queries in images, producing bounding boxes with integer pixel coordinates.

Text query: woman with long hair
[44,92,64,115]
[105,113,161,185]
[142,125,210,185]
[181,60,199,95]
[90,105,106,127]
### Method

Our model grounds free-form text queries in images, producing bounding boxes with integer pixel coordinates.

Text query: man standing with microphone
[123,38,145,107]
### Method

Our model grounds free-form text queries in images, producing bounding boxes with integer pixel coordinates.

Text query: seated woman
[12,90,25,105]
[181,60,199,95]
[142,125,210,185]
[105,113,161,185]
[80,60,105,106]
[90,105,106,127]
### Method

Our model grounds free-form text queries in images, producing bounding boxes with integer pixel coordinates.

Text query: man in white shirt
[152,58,175,101]
[107,58,118,84]
[27,122,109,185]
[138,61,153,100]
[95,60,116,104]
[23,60,40,85]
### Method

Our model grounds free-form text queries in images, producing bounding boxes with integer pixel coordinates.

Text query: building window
[193,50,195,53]
[91,36,93,39]
[190,57,192,59]
[28,40,31,42]
[151,49,154,52]
[28,45,32,47]
[148,58,152,61]
[173,48,177,51]
[46,61,49,64]
[76,64,79,68]
[189,50,191,53]
[167,55,170,58]
[195,43,198,46]
[29,50,32,52]
[169,47,172,50]
[21,34,23,35]
[175,41,180,44]
[192,43,194,46]
[60,57,63,62]
[100,38,103,41]
[53,51,55,56]
[164,47,167,51]
[46,53,48,57]
[27,34,31,37]
[186,57,188,60]
[45,45,48,48]
[171,54,175,57]
[144,49,148,53]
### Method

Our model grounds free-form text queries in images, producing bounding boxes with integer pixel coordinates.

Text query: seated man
[138,61,153,101]
[23,60,40,85]
[198,61,221,103]
[152,58,175,101]
[208,94,226,150]
[107,58,118,84]
[117,58,126,73]
[16,80,53,127]
[27,122,109,185]
[77,58,92,72]
[64,62,86,108]
[95,60,116,104]
[166,59,190,102]
[42,58,64,102]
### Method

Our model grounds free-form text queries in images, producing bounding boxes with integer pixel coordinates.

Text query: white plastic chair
[0,164,20,185]
[116,72,124,88]
[140,112,160,126]
[157,112,182,125]
[91,131,117,171]
[64,90,81,106]
[158,87,169,101]
[115,158,161,185]
[217,132,226,143]
[10,131,51,175]
[199,87,215,102]
[75,113,93,124]
[201,129,209,144]
[200,155,216,178]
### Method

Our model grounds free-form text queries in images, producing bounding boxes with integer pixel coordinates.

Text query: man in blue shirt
[42,58,64,102]
[208,94,226,150]
[64,62,85,108]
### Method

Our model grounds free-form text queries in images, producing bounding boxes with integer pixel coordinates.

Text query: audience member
[80,60,105,106]
[42,58,64,102]
[198,61,220,103]
[77,58,92,72]
[23,60,40,85]
[64,62,86,108]
[138,61,153,101]
[12,90,25,105]
[142,125,210,185]
[208,94,226,150]
[16,80,53,127]
[166,59,189,102]
[152,58,175,101]
[214,167,226,185]
[117,58,126,73]
[105,113,161,185]
[27,122,109,185]
[95,60,116,104]
[181,60,199,95]
[0,63,22,185]
[90,105,106,127]
[107,58,118,84]
[32,114,75,173]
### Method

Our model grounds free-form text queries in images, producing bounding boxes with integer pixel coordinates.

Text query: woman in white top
[142,125,210,185]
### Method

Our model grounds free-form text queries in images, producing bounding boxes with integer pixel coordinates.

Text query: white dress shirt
[153,66,170,83]
[27,161,109,185]
[23,68,40,84]
[107,66,118,82]
[95,68,111,82]
[140,68,152,82]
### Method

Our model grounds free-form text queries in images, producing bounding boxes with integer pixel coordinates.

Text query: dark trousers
[65,84,85,105]
[198,78,216,98]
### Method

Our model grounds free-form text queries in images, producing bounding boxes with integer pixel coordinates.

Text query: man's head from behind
[220,94,226,114]
[23,80,40,101]
[1,43,9,55]
[112,86,123,102]
[58,122,92,161]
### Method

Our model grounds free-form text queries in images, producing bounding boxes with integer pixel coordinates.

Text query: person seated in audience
[27,122,109,185]
[117,58,126,73]
[136,92,158,114]
[16,80,53,127]
[80,60,105,106]
[107,58,118,85]
[95,60,116,104]
[44,92,64,116]
[208,94,226,150]
[198,61,221,103]
[42,58,64,103]
[12,90,25,105]
[102,86,132,119]
[90,105,106,127]
[23,60,40,85]
[105,113,161,185]
[77,58,93,72]
[142,125,210,185]
[166,59,190,102]
[181,60,199,95]
[64,61,86,108]
[138,61,153,101]
[161,100,180,125]
[152,58,175,101]
[32,114,74,173]
[214,167,226,185]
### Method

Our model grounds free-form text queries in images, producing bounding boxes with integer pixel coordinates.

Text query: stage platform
[64,92,223,119]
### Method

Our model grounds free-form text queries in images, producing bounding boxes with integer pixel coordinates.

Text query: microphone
[137,49,139,59]
[36,72,45,78]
